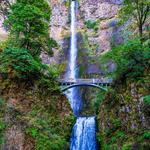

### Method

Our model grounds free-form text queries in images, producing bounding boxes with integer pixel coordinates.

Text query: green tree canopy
[100,39,150,80]
[4,0,57,56]
[119,0,150,40]
[0,48,43,79]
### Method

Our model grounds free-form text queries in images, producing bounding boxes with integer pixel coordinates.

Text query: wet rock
[4,126,25,150]
[87,64,102,74]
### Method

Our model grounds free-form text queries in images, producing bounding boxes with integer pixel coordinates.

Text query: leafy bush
[100,39,150,80]
[143,131,150,139]
[112,119,121,130]
[122,144,132,150]
[111,131,125,143]
[144,95,150,105]
[26,127,67,150]
[0,48,43,79]
[85,20,98,30]
[25,110,74,150]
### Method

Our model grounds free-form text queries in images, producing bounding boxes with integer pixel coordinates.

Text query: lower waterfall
[70,117,97,150]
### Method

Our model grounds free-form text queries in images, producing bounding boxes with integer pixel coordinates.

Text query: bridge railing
[57,78,113,84]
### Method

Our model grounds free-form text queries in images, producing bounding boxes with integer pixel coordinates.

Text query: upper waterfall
[69,0,77,79]
[65,0,82,116]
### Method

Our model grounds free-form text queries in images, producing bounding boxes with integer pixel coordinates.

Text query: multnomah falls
[65,1,97,149]
[0,0,149,149]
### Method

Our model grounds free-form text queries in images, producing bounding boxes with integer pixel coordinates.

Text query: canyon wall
[42,0,124,69]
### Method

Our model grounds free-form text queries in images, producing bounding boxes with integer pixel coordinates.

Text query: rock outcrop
[97,75,150,149]
[0,79,74,150]
[41,0,124,64]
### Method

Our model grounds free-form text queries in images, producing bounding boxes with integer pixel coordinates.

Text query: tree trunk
[139,24,143,43]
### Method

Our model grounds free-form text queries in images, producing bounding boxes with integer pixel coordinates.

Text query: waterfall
[65,0,82,116]
[70,0,77,79]
[70,117,97,150]
[65,1,97,150]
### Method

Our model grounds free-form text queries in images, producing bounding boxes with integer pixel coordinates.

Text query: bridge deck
[58,78,113,85]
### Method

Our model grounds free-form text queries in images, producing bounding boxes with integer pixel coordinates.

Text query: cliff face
[41,0,123,67]
[0,79,74,150]
[97,74,150,149]
[0,19,7,41]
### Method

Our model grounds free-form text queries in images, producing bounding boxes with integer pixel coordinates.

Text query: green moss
[0,97,6,146]
[111,131,125,143]
[25,113,74,150]
[64,0,71,8]
[0,119,5,145]
[0,75,74,149]
[122,143,132,150]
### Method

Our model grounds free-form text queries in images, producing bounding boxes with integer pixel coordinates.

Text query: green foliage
[119,0,150,23]
[0,41,7,52]
[26,126,67,150]
[122,144,132,150]
[97,133,103,144]
[4,0,56,56]
[37,75,60,96]
[25,108,74,150]
[112,119,121,130]
[0,97,6,145]
[64,0,71,8]
[94,91,106,113]
[0,98,5,113]
[119,0,150,38]
[100,39,150,80]
[0,120,5,145]
[111,131,125,143]
[0,48,43,79]
[142,131,150,139]
[143,95,150,105]
[85,20,98,31]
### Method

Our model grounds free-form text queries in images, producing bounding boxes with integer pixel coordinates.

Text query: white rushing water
[65,1,97,150]
[70,117,97,150]
[65,0,81,116]
[70,1,77,79]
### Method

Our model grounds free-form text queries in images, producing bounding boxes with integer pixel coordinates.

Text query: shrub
[100,39,150,80]
[122,143,132,150]
[85,20,98,30]
[144,95,150,105]
[111,131,125,143]
[25,110,74,150]
[143,131,150,139]
[0,48,43,79]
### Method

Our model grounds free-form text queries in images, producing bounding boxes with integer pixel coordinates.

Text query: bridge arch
[61,83,108,92]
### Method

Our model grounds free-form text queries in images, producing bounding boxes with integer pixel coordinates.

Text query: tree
[0,0,11,19]
[4,0,57,56]
[0,48,43,79]
[119,0,150,40]
[100,39,150,80]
